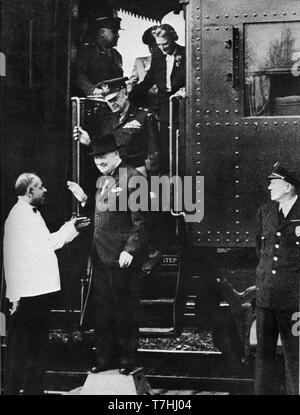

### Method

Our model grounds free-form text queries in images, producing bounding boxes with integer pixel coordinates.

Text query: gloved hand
[73,126,91,145]
[119,251,133,268]
[10,300,20,315]
[174,87,186,98]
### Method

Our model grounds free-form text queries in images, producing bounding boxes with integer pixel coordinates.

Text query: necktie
[278,208,285,222]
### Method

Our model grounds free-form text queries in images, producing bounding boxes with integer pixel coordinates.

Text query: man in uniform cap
[75,10,123,96]
[74,76,161,177]
[255,161,300,394]
[80,133,148,374]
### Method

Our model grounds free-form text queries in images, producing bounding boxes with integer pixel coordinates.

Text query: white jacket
[3,199,78,301]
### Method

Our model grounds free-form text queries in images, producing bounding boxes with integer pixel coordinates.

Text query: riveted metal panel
[185,0,300,248]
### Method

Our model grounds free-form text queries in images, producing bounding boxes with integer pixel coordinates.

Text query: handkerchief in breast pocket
[123,120,142,129]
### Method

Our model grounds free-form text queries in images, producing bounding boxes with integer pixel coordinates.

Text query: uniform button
[296,241,300,245]
[272,270,277,275]
[275,244,279,248]
[273,256,278,261]
[276,232,281,237]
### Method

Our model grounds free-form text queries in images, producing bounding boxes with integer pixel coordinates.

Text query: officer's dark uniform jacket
[101,104,161,175]
[94,161,148,267]
[76,43,123,96]
[255,198,300,311]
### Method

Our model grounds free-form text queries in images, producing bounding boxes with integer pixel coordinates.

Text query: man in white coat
[3,172,89,395]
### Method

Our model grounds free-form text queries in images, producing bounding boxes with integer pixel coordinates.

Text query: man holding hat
[75,76,161,177]
[84,133,148,374]
[76,11,123,96]
[255,161,300,394]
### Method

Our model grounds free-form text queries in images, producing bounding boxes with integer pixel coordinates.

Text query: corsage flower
[175,55,183,67]
[295,226,300,237]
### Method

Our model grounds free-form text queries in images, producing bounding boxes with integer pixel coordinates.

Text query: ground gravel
[138,329,218,351]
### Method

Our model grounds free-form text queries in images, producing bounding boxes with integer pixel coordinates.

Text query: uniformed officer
[255,161,300,395]
[75,13,123,97]
[74,77,161,176]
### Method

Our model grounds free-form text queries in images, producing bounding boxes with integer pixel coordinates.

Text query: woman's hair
[142,25,158,46]
[154,24,178,41]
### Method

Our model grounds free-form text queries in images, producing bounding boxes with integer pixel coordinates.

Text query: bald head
[15,173,47,206]
[15,173,39,196]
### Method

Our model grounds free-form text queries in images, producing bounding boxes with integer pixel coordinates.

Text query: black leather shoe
[119,365,135,375]
[89,364,111,373]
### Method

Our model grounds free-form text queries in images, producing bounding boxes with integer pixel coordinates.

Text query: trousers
[4,293,53,395]
[255,307,299,395]
[92,259,140,366]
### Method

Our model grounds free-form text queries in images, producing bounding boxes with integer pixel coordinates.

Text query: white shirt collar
[108,157,122,176]
[279,194,298,217]
[115,158,122,169]
[166,54,175,91]
[119,102,130,123]
[17,198,37,213]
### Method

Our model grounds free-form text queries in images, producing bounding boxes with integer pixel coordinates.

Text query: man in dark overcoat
[255,161,300,395]
[88,133,148,375]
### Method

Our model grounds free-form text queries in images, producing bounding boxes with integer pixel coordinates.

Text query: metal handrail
[169,94,186,220]
[71,97,83,217]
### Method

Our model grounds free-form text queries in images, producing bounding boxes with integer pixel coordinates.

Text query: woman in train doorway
[127,26,160,117]
[129,24,185,174]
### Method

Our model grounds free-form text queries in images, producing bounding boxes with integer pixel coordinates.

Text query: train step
[43,370,254,395]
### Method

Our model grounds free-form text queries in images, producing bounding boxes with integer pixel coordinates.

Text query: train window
[244,22,300,117]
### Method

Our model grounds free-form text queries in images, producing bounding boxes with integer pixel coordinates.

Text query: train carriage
[1,0,300,394]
